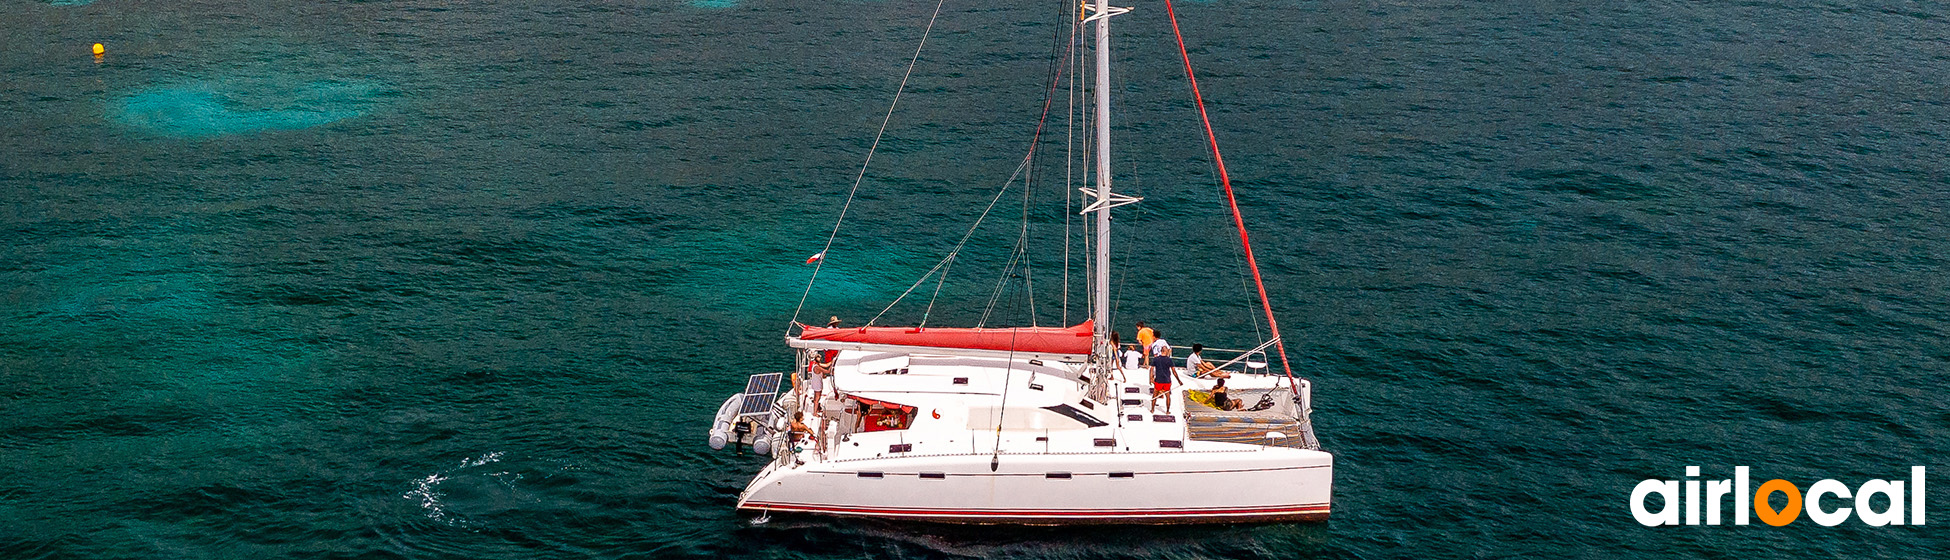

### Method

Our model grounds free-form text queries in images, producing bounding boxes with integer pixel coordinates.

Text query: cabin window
[1110,472,1135,478]
[920,472,946,479]
[851,396,916,432]
[1042,404,1109,428]
[1046,472,1072,479]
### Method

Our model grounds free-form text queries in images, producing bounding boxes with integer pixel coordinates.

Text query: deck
[1182,389,1320,450]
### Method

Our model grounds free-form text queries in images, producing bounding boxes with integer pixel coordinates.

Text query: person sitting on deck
[1188,344,1229,378]
[1149,346,1175,414]
[1187,343,1217,377]
[788,412,814,443]
[1210,378,1237,411]
[1121,344,1143,371]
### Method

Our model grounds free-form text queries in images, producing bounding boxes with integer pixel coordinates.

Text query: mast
[1082,0,1131,366]
[1090,3,1113,358]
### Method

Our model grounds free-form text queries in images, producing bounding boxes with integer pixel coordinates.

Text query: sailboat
[705,0,1332,524]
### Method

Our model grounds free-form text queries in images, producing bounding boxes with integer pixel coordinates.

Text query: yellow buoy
[92,43,105,55]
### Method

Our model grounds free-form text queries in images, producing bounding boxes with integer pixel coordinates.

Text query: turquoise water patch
[47,0,97,5]
[690,0,738,8]
[112,79,390,137]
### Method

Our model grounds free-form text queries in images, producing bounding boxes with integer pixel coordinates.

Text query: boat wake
[401,451,509,526]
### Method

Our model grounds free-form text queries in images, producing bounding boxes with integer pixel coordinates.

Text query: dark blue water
[4,0,1947,558]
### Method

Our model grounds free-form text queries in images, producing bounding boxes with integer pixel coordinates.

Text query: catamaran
[705,0,1332,524]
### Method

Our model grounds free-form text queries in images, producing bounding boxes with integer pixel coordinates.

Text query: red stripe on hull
[741,501,1330,525]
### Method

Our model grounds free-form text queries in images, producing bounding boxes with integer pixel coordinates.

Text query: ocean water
[3,0,1947,558]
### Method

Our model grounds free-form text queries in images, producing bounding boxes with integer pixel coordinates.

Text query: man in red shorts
[1149,346,1175,414]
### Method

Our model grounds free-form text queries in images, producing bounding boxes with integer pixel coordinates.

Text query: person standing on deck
[1147,329,1169,359]
[1149,346,1175,414]
[1135,322,1155,359]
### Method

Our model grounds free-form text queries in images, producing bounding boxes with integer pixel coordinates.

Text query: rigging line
[987,325,1024,472]
[979,241,1018,326]
[920,154,1035,327]
[1021,0,1077,327]
[1017,4,1077,329]
[1163,0,1297,383]
[1237,237,1265,341]
[978,236,1030,327]
[1193,107,1263,342]
[786,0,952,334]
[1078,22,1096,328]
[869,250,961,326]
[921,28,1075,328]
[1060,0,1079,326]
[1019,156,1037,327]
[1018,135,1036,327]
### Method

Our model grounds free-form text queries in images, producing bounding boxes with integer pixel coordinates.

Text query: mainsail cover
[796,321,1093,355]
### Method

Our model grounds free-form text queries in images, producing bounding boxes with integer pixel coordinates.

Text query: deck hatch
[888,443,913,453]
[1152,415,1176,423]
[1159,439,1183,448]
[1093,438,1116,447]
[1042,404,1109,428]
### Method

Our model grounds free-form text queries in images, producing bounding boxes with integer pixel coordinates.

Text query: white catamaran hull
[739,433,1332,523]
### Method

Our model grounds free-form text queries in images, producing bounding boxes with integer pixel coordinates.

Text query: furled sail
[796,320,1093,355]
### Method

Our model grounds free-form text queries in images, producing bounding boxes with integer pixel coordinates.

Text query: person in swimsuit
[789,412,814,444]
[1210,377,1236,411]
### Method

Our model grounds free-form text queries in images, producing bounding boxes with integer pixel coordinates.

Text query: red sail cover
[797,320,1094,355]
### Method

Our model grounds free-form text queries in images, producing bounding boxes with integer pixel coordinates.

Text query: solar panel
[744,372,783,394]
[737,373,785,419]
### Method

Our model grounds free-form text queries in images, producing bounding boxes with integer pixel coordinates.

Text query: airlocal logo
[1631,466,1926,527]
